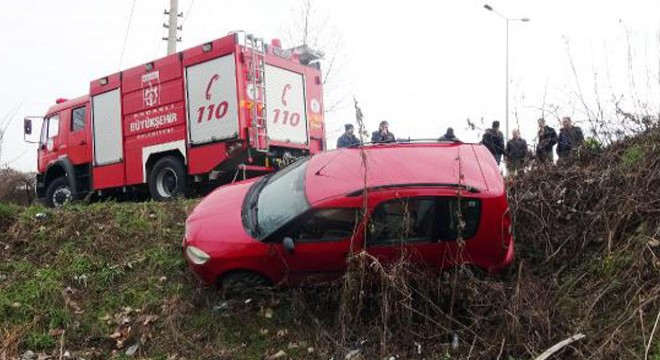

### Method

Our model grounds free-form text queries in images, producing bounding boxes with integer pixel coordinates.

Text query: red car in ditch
[183,141,514,290]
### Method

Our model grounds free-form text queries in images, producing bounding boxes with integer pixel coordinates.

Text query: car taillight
[502,208,513,243]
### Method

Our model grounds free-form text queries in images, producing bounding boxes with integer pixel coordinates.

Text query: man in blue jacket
[337,124,360,148]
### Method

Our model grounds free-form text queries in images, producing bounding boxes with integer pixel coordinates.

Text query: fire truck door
[185,54,239,145]
[39,114,66,171]
[265,65,308,145]
[67,105,91,165]
[92,89,123,166]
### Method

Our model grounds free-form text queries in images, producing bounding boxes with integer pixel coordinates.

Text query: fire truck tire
[45,177,73,208]
[148,156,188,201]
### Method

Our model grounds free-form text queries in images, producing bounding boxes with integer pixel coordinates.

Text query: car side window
[71,107,86,132]
[443,198,481,240]
[367,197,482,246]
[288,208,361,243]
[368,198,437,246]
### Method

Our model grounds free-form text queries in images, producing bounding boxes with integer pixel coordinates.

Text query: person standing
[481,121,505,165]
[371,120,395,143]
[438,127,459,141]
[336,124,360,148]
[536,118,558,164]
[505,129,528,174]
[556,116,584,161]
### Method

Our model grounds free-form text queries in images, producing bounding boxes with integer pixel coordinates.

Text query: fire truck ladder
[246,34,269,153]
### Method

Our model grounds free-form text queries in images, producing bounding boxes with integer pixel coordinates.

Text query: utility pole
[163,0,182,55]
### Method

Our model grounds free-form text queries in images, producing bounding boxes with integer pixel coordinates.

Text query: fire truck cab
[24,33,326,207]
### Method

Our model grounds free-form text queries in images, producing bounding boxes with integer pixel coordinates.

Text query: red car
[183,142,514,290]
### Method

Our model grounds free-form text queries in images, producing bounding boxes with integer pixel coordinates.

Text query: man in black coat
[556,116,584,161]
[371,121,395,143]
[481,121,505,165]
[505,129,528,174]
[536,118,558,164]
[438,127,459,141]
[336,124,360,148]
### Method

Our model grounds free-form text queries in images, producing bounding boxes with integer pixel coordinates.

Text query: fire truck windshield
[251,157,310,239]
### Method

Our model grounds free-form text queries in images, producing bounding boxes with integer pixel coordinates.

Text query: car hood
[185,178,260,249]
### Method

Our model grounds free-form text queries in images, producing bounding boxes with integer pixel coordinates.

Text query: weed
[621,143,645,167]
[23,331,57,350]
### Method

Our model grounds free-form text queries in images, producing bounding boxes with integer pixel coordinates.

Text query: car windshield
[252,158,310,239]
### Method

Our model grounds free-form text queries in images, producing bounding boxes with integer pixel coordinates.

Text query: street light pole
[483,4,529,142]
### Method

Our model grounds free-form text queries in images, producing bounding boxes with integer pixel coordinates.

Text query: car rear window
[368,196,481,246]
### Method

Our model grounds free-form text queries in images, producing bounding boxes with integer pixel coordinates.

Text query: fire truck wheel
[148,156,188,201]
[46,177,73,208]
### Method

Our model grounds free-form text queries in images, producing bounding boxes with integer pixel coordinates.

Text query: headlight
[186,246,210,265]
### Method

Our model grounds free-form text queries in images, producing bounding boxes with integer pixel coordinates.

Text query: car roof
[305,142,503,204]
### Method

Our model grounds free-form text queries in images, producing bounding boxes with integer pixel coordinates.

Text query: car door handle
[78,140,86,145]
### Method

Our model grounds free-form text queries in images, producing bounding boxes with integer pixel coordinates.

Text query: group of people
[479,117,584,173]
[336,120,395,148]
[336,117,585,174]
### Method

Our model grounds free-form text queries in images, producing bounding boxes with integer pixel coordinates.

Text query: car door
[366,194,484,271]
[275,208,362,285]
[365,196,444,269]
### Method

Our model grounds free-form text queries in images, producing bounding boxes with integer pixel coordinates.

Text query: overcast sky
[1,0,659,171]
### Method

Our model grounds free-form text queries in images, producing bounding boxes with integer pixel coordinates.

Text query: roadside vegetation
[2,126,660,359]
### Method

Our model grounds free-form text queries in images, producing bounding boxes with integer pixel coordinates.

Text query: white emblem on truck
[142,71,161,108]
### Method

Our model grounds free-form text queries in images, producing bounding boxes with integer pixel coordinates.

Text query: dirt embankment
[1,129,660,359]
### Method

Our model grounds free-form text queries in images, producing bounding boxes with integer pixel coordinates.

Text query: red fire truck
[24,32,326,207]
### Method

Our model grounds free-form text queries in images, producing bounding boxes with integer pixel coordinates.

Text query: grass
[0,200,302,360]
[621,143,646,168]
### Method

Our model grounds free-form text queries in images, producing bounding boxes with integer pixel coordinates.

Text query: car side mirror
[24,118,32,135]
[283,237,295,254]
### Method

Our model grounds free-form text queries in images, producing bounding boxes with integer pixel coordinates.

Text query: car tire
[148,156,187,201]
[45,177,73,208]
[220,271,271,297]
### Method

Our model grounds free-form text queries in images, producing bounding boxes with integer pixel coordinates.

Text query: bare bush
[0,168,35,206]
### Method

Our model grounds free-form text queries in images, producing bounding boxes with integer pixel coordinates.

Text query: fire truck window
[47,115,60,139]
[71,107,86,132]
[40,120,48,144]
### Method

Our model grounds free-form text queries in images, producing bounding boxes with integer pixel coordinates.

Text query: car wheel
[220,271,271,296]
[148,156,187,201]
[45,177,73,208]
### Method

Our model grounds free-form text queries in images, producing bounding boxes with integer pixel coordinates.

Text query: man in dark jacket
[505,129,528,174]
[438,127,459,141]
[556,116,584,161]
[536,118,558,164]
[336,124,360,148]
[371,121,395,143]
[481,121,505,165]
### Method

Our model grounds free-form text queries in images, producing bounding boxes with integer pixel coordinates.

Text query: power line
[119,0,138,70]
[181,0,196,27]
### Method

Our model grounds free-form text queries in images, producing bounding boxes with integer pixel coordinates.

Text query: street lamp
[483,4,529,142]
